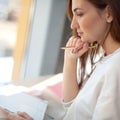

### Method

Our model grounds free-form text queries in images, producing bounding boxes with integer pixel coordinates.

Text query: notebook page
[0,93,48,120]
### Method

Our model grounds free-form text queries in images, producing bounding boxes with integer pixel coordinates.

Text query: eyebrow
[73,8,83,12]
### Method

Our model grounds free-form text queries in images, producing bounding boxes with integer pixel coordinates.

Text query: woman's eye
[76,13,84,17]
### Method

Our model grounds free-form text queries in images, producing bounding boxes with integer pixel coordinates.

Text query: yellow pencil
[61,45,97,50]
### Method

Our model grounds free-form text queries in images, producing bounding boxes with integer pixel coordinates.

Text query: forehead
[71,0,93,11]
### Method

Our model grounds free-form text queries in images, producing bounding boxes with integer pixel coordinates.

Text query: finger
[17,112,33,120]
[66,36,76,47]
[75,38,84,49]
[71,37,79,53]
[66,36,80,53]
[0,107,10,117]
[7,113,23,120]
[72,37,79,47]
[73,38,84,53]
[77,42,89,57]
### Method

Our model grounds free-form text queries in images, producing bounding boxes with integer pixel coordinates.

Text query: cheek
[80,15,100,33]
[79,15,106,41]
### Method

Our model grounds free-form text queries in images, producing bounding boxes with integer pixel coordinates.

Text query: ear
[105,5,113,23]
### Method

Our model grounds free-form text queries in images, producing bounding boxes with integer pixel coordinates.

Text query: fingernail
[72,49,76,54]
[84,42,89,48]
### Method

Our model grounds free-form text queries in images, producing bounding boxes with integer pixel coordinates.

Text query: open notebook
[0,92,48,120]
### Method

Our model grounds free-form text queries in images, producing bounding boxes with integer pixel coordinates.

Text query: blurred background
[0,0,71,83]
[0,0,20,82]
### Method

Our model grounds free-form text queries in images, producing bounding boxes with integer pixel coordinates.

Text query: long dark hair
[67,0,120,87]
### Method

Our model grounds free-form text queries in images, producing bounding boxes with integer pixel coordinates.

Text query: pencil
[61,45,97,50]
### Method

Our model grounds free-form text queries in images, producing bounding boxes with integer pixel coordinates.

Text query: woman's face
[71,0,108,44]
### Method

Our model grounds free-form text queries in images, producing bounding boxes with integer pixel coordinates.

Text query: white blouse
[62,48,120,120]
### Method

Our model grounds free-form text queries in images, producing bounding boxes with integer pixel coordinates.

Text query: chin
[81,38,88,42]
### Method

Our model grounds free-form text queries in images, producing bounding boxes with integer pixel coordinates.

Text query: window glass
[0,0,21,82]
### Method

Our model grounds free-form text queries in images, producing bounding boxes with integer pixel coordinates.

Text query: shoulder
[99,50,120,73]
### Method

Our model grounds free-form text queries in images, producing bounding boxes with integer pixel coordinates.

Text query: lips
[77,32,85,42]
[77,32,83,37]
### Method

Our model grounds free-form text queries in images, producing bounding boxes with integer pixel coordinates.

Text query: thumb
[17,112,33,120]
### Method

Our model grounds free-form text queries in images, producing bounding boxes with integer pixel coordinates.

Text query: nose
[70,17,79,30]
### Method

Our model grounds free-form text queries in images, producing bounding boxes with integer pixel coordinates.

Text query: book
[0,92,48,120]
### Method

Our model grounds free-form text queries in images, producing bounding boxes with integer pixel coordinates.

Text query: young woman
[62,0,120,119]
[0,0,120,119]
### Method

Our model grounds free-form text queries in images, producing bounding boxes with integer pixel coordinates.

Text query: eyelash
[76,13,84,17]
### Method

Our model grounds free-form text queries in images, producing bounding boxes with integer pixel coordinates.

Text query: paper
[0,93,48,120]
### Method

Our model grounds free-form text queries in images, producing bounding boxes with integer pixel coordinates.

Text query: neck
[102,34,120,55]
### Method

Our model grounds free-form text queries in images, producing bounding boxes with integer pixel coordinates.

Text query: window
[0,0,33,82]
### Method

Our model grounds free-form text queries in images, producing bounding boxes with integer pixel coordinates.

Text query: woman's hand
[62,36,89,102]
[0,107,33,120]
[64,36,89,61]
[7,112,33,120]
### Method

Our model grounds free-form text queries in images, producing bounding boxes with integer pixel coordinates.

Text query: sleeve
[92,65,120,120]
[62,99,74,109]
[92,96,120,120]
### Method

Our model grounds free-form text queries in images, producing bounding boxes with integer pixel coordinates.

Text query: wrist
[64,57,77,65]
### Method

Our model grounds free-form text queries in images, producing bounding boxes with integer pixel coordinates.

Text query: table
[7,73,65,120]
